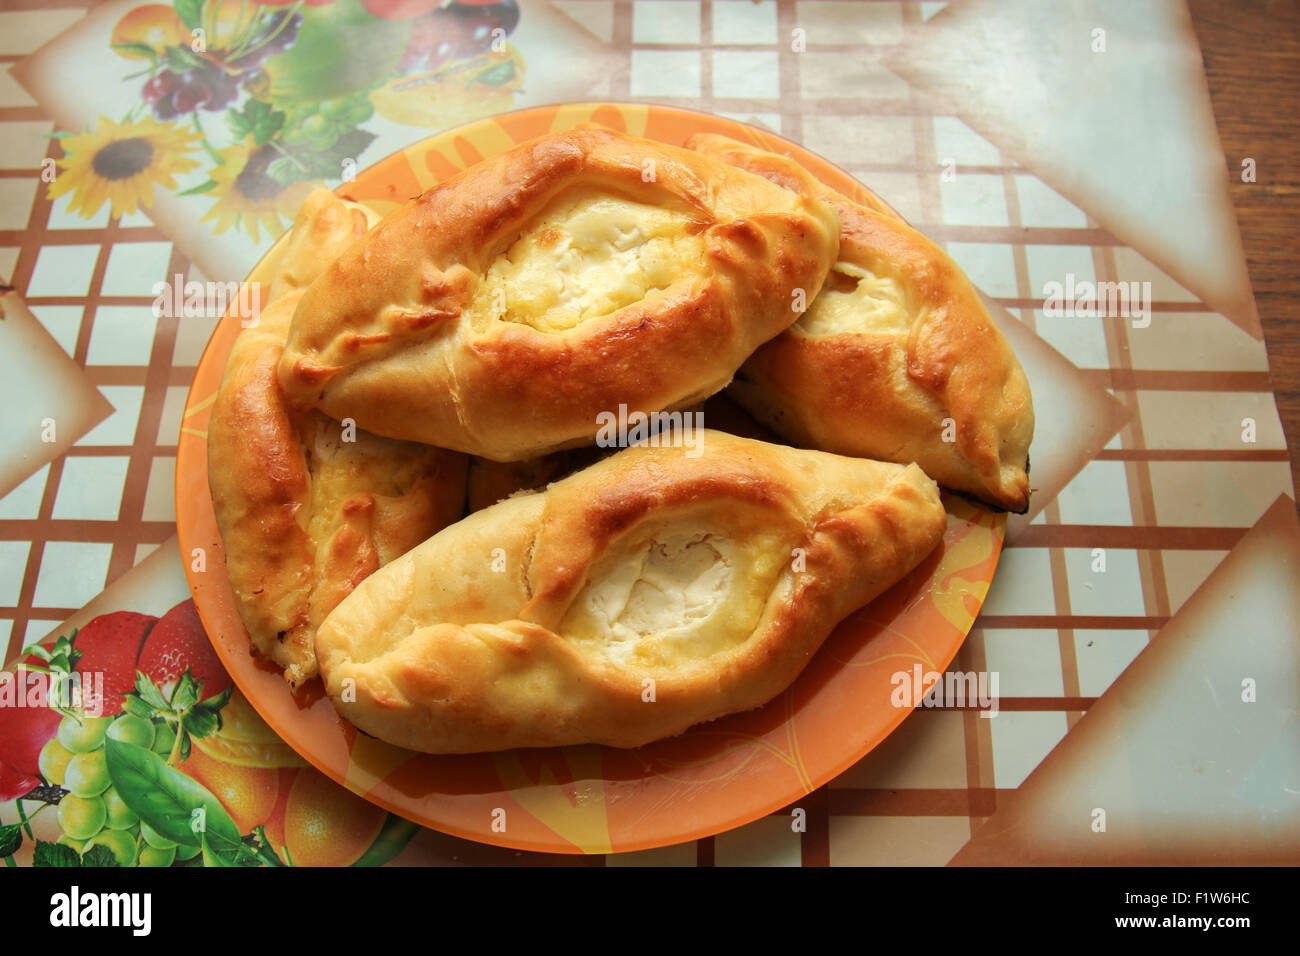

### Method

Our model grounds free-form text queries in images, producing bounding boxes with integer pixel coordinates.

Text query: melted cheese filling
[467,191,705,333]
[300,415,425,551]
[798,260,915,336]
[561,524,791,668]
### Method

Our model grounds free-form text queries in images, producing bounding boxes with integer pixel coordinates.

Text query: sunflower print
[47,115,202,220]
[199,138,320,244]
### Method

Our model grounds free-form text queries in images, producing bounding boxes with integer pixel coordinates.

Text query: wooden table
[1190,0,1300,497]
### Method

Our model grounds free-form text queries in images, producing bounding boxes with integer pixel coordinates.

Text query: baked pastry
[463,394,776,512]
[209,188,468,688]
[466,446,608,513]
[313,430,947,752]
[688,133,1034,512]
[275,126,841,461]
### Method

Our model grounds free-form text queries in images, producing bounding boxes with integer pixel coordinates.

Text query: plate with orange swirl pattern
[176,102,1005,855]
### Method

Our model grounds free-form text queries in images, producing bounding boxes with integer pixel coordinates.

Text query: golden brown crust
[688,133,1034,512]
[462,395,777,513]
[208,189,469,688]
[276,126,841,461]
[209,320,317,678]
[314,431,947,752]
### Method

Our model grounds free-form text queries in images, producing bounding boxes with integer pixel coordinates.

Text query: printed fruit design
[0,764,41,804]
[104,0,370,241]
[282,770,386,867]
[362,0,443,19]
[190,687,305,768]
[259,767,297,860]
[137,599,232,698]
[0,693,61,788]
[179,746,278,834]
[40,708,161,853]
[0,602,225,865]
[262,0,408,104]
[95,0,526,240]
[370,0,525,129]
[0,621,143,790]
[110,4,189,60]
[65,612,157,716]
[0,599,415,867]
[127,1,305,119]
[392,0,519,72]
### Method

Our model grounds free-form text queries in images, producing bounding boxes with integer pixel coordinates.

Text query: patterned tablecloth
[0,0,1296,866]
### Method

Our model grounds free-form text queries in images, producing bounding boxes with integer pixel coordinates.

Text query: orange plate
[176,102,1005,855]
